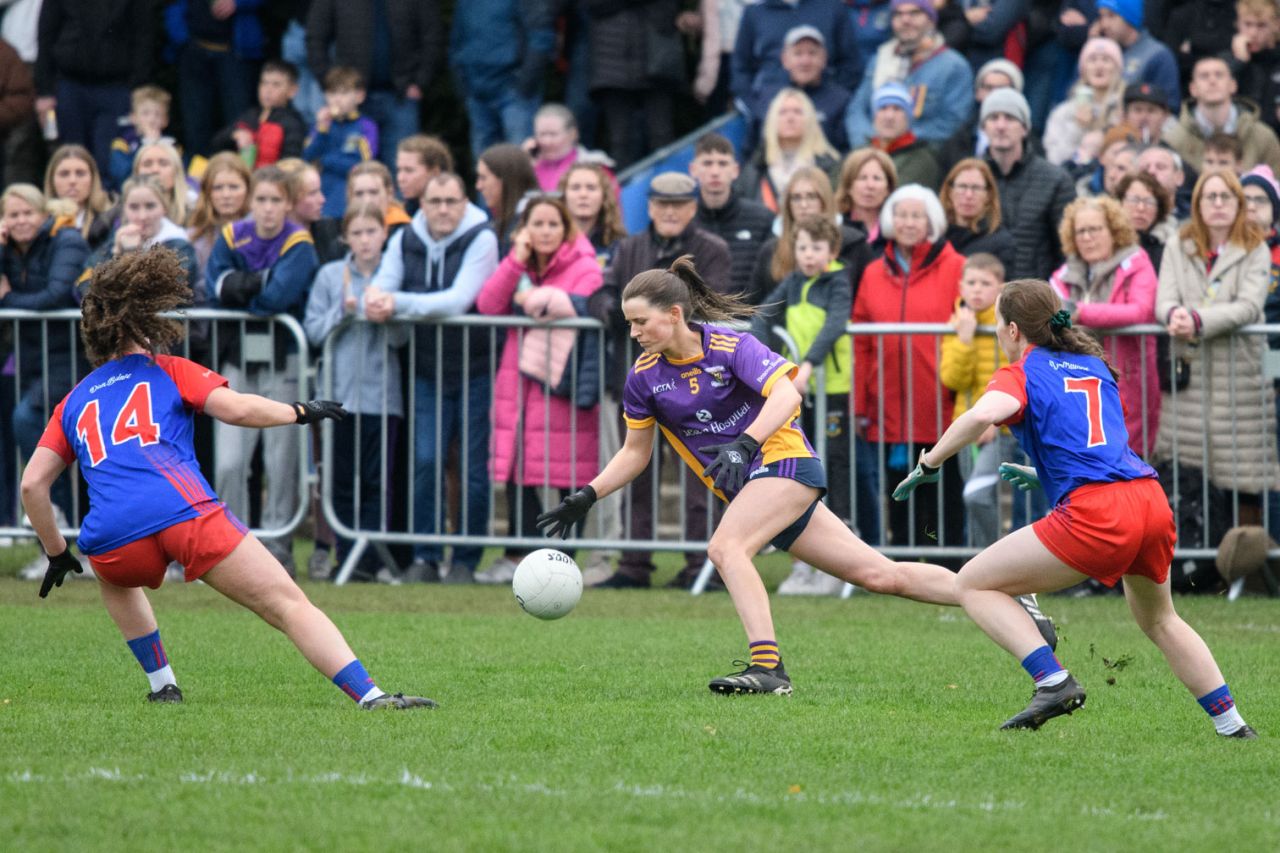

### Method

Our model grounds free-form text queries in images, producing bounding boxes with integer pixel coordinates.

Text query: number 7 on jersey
[1063,376,1106,448]
[74,383,161,466]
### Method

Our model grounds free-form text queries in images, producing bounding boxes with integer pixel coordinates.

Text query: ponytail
[623,255,758,324]
[999,279,1119,380]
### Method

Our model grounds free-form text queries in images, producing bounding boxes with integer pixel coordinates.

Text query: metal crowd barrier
[0,308,312,544]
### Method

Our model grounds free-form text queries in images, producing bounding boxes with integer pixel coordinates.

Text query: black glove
[39,548,83,599]
[701,434,761,494]
[535,485,597,540]
[293,400,348,424]
[218,270,264,308]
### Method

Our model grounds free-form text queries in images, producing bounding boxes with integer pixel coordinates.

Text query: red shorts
[1032,478,1174,587]
[88,503,248,589]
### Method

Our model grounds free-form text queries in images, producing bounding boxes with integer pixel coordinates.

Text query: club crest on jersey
[705,366,728,387]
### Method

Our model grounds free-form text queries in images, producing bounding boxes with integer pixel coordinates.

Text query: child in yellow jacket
[939,253,1008,546]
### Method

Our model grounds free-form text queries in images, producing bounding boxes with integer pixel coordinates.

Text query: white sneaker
[475,556,519,585]
[18,553,47,580]
[777,561,817,595]
[808,569,847,596]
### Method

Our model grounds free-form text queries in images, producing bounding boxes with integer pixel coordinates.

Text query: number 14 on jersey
[75,382,161,466]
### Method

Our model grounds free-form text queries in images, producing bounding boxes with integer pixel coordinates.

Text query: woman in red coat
[852,184,966,556]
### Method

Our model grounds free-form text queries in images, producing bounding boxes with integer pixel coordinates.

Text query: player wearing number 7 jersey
[21,248,435,711]
[894,279,1256,737]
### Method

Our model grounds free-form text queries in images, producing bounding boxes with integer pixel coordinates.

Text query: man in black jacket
[35,0,158,176]
[306,0,443,169]
[690,133,774,300]
[981,87,1076,280]
[588,173,732,590]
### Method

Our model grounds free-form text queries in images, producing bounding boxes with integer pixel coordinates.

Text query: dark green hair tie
[1049,309,1072,330]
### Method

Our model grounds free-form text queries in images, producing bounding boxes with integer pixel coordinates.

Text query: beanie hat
[1243,165,1280,222]
[980,87,1032,130]
[975,58,1025,93]
[1098,0,1143,31]
[873,81,913,115]
[1078,37,1124,75]
[890,0,938,25]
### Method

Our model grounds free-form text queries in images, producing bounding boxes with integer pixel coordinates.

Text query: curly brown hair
[1058,195,1138,258]
[81,247,191,366]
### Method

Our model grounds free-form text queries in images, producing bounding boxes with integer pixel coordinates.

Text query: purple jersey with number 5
[622,324,816,500]
[987,345,1156,507]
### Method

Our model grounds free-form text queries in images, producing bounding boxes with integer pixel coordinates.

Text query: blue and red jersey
[37,354,229,555]
[622,324,816,500]
[987,345,1156,507]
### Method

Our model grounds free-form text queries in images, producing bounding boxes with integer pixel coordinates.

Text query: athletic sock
[1020,645,1069,688]
[749,640,780,670]
[126,630,177,693]
[1197,684,1247,735]
[333,659,385,704]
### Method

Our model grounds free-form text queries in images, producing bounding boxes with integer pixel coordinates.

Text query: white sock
[1035,670,1070,688]
[1212,706,1247,736]
[359,686,386,704]
[146,665,177,693]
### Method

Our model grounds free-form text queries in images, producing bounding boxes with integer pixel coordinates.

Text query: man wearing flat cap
[585,172,732,591]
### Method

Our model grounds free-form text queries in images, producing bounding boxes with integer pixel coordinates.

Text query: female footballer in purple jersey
[22,248,434,711]
[894,279,1255,737]
[537,256,965,696]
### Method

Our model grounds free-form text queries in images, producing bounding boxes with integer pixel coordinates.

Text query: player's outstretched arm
[537,425,655,539]
[895,390,1022,500]
[204,387,348,428]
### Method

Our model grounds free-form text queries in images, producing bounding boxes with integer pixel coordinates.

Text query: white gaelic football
[512,549,583,620]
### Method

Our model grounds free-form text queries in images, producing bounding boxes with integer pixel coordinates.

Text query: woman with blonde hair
[188,152,252,284]
[44,144,114,252]
[939,157,1015,271]
[737,89,840,212]
[1155,169,1277,543]
[132,142,196,225]
[557,161,626,265]
[834,147,897,253]
[1043,38,1126,167]
[1048,194,1159,455]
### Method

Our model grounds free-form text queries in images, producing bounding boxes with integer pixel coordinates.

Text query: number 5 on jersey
[1063,376,1106,448]
[75,383,161,466]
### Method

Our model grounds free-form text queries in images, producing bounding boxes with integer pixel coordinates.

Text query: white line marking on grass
[3,768,1196,824]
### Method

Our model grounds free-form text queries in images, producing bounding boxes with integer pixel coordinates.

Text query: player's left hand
[701,434,761,494]
[293,400,348,424]
[535,486,598,539]
[999,462,1041,492]
[39,548,83,599]
[892,450,940,501]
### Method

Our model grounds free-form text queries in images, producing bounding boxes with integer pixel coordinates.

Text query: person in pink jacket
[1049,195,1160,456]
[475,195,604,583]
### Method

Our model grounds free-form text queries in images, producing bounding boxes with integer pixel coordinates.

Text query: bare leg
[201,534,357,679]
[98,579,159,640]
[707,478,818,643]
[787,501,959,605]
[954,526,1088,660]
[1121,574,1227,698]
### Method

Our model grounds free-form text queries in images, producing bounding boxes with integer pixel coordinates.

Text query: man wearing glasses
[366,172,499,583]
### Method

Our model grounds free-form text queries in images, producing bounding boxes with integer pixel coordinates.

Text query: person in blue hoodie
[207,165,319,575]
[450,0,556,158]
[363,171,500,584]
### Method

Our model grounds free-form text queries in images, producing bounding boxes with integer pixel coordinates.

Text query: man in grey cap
[981,87,1076,280]
[746,25,852,151]
[586,171,732,590]
[730,0,860,114]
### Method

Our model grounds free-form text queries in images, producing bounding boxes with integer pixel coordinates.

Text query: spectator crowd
[2,0,1280,596]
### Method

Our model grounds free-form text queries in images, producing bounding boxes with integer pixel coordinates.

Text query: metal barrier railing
[0,307,312,543]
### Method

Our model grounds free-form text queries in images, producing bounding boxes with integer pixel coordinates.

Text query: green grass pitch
[1,544,1277,852]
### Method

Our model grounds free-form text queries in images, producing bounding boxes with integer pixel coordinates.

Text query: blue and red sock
[1020,645,1068,687]
[333,659,384,704]
[126,630,176,693]
[1197,684,1247,735]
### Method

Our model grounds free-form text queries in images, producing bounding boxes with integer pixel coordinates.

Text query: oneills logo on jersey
[708,333,738,354]
[633,353,661,373]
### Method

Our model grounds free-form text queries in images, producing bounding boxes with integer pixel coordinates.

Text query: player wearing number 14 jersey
[22,248,434,711]
[894,279,1255,738]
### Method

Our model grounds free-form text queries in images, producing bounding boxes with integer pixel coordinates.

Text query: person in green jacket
[751,214,854,596]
